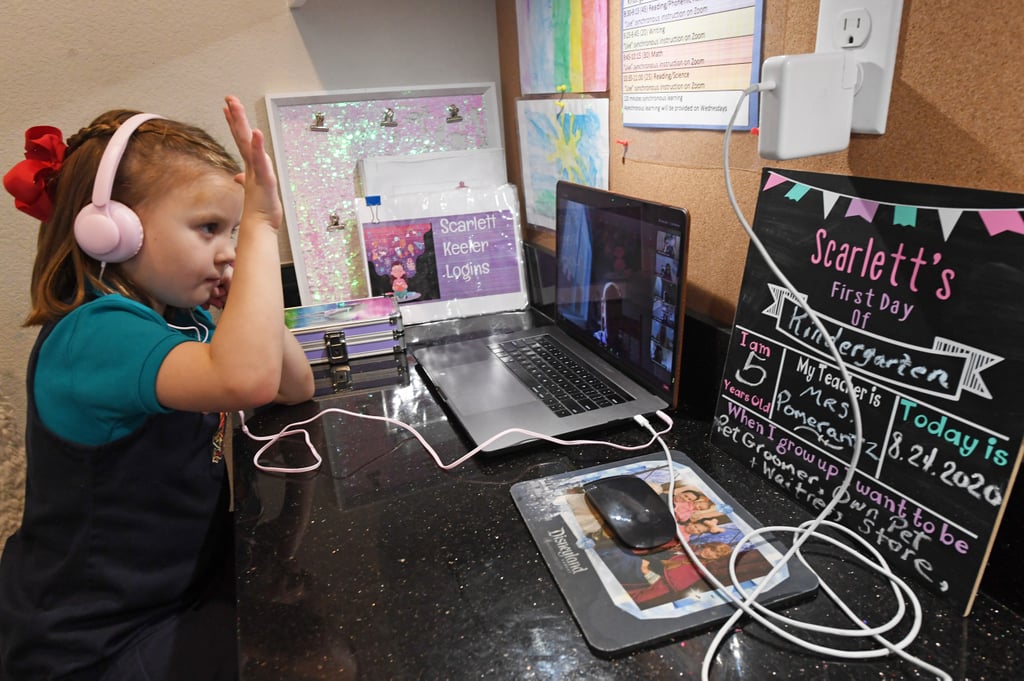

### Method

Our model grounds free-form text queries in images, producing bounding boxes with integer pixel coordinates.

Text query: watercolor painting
[516,0,609,95]
[516,98,609,230]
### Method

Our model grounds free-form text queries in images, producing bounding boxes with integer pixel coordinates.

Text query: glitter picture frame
[266,83,502,306]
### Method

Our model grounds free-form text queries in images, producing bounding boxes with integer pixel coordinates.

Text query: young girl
[0,97,314,679]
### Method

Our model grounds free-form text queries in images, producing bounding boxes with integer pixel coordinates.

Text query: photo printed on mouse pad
[510,451,819,654]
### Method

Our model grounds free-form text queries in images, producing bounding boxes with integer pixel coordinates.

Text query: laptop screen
[554,181,690,404]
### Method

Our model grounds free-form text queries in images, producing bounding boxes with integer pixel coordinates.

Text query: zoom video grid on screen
[555,192,683,400]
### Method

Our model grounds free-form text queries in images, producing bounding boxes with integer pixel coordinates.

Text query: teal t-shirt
[34,295,215,446]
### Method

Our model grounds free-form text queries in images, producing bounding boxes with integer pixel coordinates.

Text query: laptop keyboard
[489,335,633,418]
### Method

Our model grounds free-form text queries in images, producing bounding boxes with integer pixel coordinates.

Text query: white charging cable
[658,82,949,681]
[238,406,674,474]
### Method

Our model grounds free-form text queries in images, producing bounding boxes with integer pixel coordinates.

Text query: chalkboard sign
[711,168,1024,616]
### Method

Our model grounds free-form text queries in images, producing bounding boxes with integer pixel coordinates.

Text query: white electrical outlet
[815,0,903,134]
[836,9,871,47]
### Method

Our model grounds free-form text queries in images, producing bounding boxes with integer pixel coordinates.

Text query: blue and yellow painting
[517,98,609,230]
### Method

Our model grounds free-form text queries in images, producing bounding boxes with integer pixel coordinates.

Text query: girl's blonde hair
[25,110,242,326]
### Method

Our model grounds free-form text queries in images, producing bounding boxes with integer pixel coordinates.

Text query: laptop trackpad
[438,361,535,415]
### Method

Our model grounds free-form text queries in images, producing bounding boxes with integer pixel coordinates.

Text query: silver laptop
[413,181,690,452]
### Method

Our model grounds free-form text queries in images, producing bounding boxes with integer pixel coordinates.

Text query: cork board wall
[495,0,1024,327]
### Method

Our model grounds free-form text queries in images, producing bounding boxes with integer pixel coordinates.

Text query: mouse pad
[510,450,819,655]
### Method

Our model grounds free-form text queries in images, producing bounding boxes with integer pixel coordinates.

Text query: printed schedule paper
[711,168,1024,616]
[622,0,764,129]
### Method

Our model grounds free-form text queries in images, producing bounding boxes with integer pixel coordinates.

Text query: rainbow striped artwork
[517,0,608,95]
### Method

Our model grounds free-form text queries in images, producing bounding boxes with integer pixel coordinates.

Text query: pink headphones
[73,113,165,263]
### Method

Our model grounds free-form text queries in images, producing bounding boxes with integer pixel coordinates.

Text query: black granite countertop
[233,311,1024,680]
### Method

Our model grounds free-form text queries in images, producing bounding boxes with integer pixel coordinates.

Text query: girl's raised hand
[223,95,283,230]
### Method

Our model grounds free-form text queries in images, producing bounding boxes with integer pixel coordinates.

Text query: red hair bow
[3,125,67,222]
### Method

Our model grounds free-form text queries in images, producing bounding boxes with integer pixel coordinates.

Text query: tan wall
[498,0,1024,325]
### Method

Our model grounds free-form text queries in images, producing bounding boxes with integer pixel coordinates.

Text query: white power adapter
[757,52,858,160]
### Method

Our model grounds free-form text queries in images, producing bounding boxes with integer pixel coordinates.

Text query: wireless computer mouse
[583,475,678,550]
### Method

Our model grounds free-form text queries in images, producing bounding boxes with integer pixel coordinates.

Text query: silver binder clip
[310,111,329,132]
[445,104,463,123]
[327,212,343,231]
[381,108,397,127]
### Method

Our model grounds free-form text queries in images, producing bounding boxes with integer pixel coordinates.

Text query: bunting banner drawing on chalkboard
[711,169,1024,616]
[760,169,1024,239]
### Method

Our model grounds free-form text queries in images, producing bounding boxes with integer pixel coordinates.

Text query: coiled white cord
[238,406,674,474]
[659,82,949,680]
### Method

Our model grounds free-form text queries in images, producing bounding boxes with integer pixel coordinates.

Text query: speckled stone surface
[233,311,1024,681]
